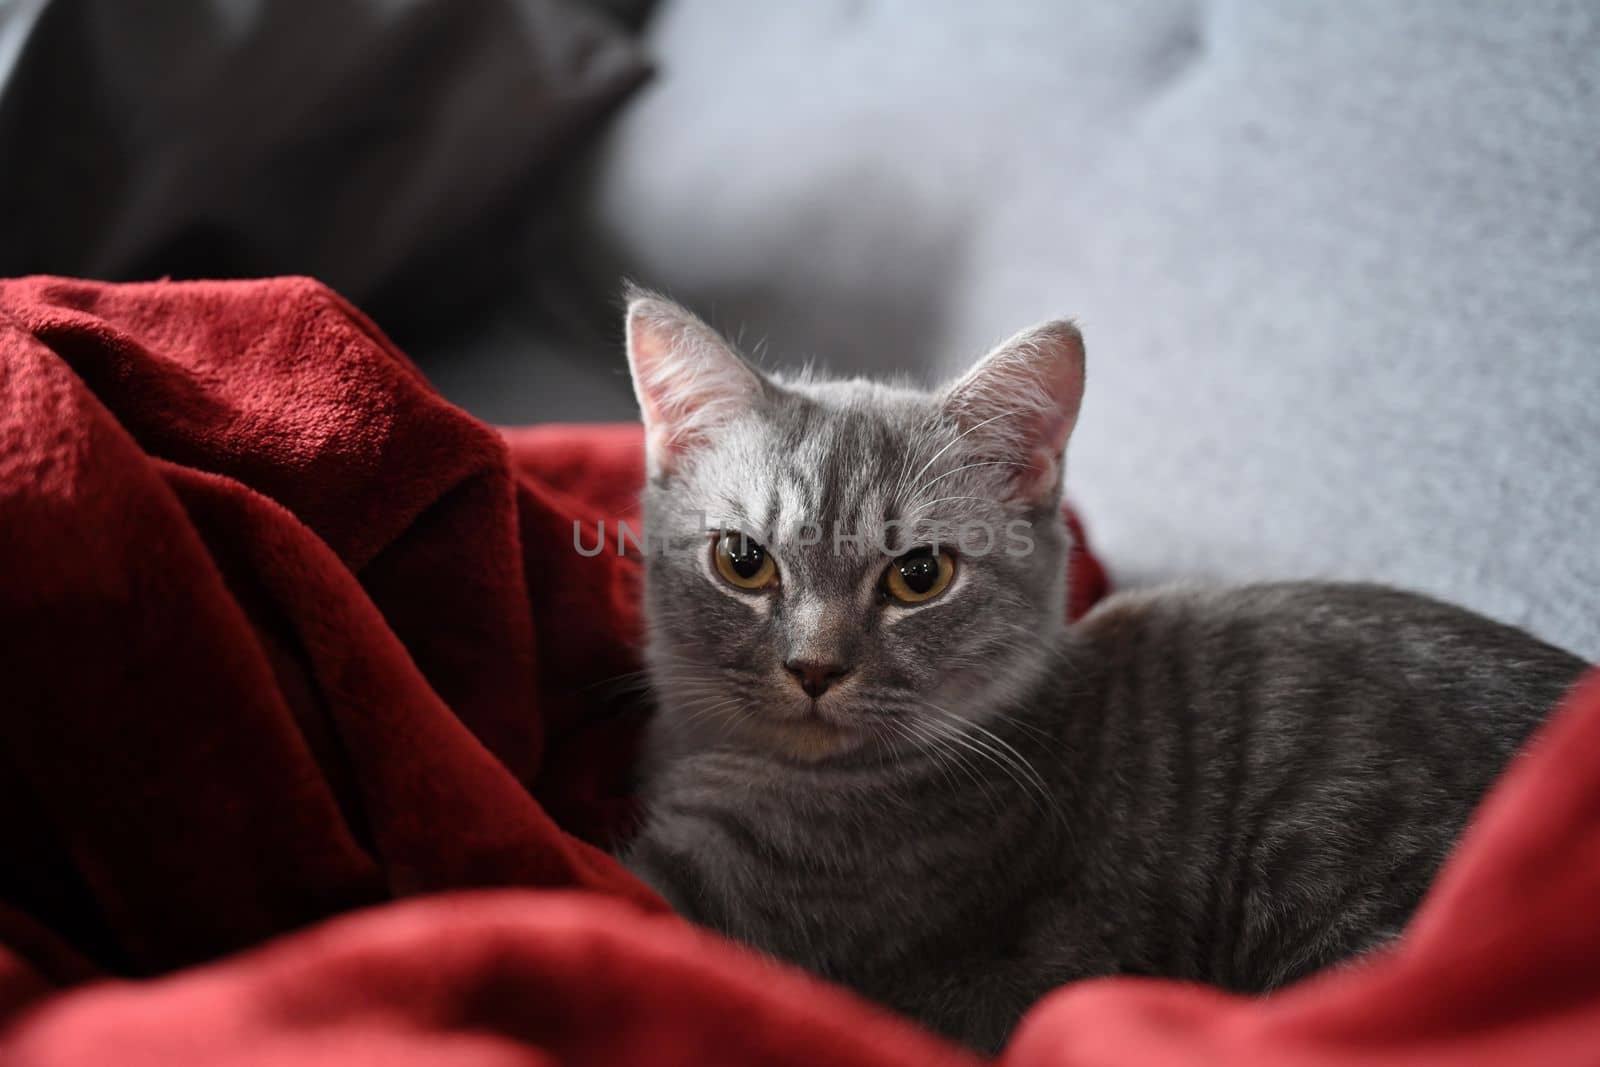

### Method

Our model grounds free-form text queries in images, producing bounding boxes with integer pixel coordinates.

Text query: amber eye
[883,547,956,604]
[713,532,779,590]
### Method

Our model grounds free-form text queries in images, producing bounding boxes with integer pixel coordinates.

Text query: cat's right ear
[624,289,766,476]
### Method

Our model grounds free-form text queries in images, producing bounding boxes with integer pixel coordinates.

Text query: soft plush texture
[0,275,667,980]
[0,0,648,335]
[559,0,1600,660]
[0,275,1595,1065]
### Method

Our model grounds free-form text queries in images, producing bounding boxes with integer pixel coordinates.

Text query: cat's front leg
[621,830,708,923]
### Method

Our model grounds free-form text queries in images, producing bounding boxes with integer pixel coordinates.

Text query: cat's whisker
[903,495,996,521]
[917,703,1062,827]
[888,720,964,798]
[987,711,1054,744]
[896,409,1023,507]
[947,714,1054,798]
[584,674,655,697]
[894,716,1003,815]
[905,410,1023,485]
[888,423,939,507]
[905,458,1036,505]
[927,706,1050,788]
[862,720,894,767]
[681,697,743,725]
[681,696,757,745]
[901,714,988,781]
[916,713,1020,791]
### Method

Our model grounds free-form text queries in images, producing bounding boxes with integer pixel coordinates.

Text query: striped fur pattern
[618,294,1587,1051]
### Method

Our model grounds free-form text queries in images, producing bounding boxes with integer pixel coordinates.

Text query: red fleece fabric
[0,276,1594,1066]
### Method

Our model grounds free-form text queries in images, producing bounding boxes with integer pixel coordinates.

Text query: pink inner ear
[1005,414,1072,503]
[627,322,684,453]
[943,319,1084,504]
[1014,445,1062,503]
[1022,404,1078,502]
[1036,406,1073,456]
[626,299,763,472]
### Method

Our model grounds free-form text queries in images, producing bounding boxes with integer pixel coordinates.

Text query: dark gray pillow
[0,0,648,333]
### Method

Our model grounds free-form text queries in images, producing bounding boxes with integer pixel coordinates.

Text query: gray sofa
[515,0,1597,659]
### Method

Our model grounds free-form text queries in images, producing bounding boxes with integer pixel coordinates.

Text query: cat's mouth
[756,706,862,761]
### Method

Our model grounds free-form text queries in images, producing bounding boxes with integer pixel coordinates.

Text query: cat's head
[623,290,1085,763]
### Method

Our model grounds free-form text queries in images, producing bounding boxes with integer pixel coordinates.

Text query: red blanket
[0,276,1594,1066]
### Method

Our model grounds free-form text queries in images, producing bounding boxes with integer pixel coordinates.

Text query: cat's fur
[617,291,1587,1051]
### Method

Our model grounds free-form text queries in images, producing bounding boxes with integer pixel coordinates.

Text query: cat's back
[1048,580,1586,989]
[1073,579,1584,724]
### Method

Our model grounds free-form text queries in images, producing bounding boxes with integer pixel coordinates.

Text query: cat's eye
[883,547,956,604]
[713,532,779,590]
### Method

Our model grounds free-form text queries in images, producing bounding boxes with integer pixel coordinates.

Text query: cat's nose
[784,659,852,699]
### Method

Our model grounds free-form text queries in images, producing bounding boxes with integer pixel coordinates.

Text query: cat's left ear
[624,289,768,477]
[941,320,1085,505]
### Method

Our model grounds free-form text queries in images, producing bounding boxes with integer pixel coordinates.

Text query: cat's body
[632,581,1581,1050]
[614,291,1587,1051]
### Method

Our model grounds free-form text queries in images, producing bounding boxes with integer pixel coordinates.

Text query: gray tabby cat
[617,291,1586,1052]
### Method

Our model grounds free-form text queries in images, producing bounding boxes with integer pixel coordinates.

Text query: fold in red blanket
[0,276,1593,1066]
